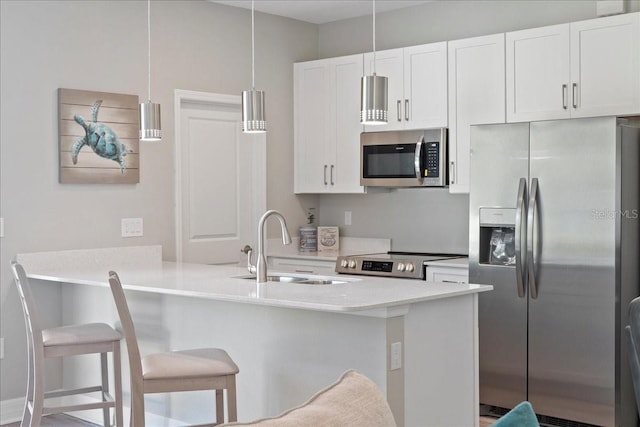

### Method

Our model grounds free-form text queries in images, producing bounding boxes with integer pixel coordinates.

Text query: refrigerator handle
[515,178,527,298]
[527,178,539,299]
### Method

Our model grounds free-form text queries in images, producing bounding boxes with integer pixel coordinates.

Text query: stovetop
[335,251,466,280]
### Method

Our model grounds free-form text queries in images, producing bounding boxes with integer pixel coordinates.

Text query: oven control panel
[336,256,422,279]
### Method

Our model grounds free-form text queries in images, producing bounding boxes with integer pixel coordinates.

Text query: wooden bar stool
[108,271,239,426]
[11,261,123,427]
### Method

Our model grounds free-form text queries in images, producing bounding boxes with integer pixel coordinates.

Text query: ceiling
[210,1,433,25]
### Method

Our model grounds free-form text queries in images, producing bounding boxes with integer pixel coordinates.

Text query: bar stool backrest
[108,271,144,396]
[11,261,45,380]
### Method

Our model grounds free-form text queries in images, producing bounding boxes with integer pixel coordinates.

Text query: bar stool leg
[101,352,110,426]
[215,390,224,424]
[113,341,123,427]
[227,377,237,422]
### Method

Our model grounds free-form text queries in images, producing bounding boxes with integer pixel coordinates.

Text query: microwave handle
[414,137,424,182]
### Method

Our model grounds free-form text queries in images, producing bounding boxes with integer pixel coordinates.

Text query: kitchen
[1,1,639,426]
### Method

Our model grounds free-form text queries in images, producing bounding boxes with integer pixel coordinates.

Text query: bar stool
[11,261,123,427]
[108,271,239,426]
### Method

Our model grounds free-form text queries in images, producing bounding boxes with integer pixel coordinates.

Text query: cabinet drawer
[426,266,469,284]
[268,257,337,276]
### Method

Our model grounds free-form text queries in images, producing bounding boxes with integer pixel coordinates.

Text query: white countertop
[23,263,489,315]
[425,257,469,268]
[18,246,489,316]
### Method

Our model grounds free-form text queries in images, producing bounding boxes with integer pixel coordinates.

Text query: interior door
[175,90,266,264]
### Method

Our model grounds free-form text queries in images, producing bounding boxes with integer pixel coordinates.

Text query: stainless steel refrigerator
[469,117,640,427]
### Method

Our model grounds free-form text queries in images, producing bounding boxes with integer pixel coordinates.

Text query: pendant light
[242,0,266,133]
[360,0,388,125]
[139,0,161,141]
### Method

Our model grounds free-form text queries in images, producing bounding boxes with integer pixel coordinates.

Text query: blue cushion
[490,402,539,427]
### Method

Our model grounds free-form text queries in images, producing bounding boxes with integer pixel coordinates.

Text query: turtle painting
[72,100,131,173]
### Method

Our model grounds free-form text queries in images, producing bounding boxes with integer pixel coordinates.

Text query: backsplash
[318,188,469,254]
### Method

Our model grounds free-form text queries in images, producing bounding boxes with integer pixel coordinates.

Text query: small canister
[299,227,317,252]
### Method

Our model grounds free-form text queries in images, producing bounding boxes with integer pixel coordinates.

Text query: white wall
[0,0,317,403]
[316,0,640,252]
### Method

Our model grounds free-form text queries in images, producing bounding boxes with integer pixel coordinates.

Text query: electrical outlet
[0,338,4,359]
[0,217,4,238]
[390,341,402,370]
[344,211,352,226]
[121,218,143,237]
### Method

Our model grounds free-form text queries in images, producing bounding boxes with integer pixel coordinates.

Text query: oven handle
[414,136,425,182]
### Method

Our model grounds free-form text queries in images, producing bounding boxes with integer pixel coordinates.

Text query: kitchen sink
[236,275,346,285]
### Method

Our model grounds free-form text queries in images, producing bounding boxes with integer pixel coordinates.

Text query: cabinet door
[294,60,331,193]
[571,12,640,117]
[448,34,506,194]
[330,54,366,193]
[364,48,404,131]
[403,42,448,129]
[268,257,337,276]
[506,24,571,122]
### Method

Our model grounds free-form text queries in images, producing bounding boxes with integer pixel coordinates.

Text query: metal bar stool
[11,261,123,427]
[108,271,238,426]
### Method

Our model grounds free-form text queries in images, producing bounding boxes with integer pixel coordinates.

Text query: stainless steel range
[335,252,465,280]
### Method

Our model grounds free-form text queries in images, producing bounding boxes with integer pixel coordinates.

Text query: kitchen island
[17,246,491,427]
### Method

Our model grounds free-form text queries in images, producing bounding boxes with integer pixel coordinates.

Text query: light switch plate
[0,217,4,238]
[121,218,143,237]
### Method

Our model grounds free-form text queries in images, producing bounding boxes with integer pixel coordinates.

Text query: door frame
[174,89,266,262]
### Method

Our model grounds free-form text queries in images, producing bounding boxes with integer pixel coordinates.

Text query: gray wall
[0,0,317,402]
[316,0,639,252]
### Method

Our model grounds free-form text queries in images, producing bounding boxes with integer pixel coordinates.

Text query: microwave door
[362,143,421,186]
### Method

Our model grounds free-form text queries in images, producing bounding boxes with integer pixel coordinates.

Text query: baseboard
[0,397,24,425]
[0,396,184,426]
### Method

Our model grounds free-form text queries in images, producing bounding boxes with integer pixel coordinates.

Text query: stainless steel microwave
[360,128,447,187]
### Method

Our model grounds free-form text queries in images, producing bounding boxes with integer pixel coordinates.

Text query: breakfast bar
[17,246,492,427]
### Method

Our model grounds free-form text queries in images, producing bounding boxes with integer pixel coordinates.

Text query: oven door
[361,139,426,187]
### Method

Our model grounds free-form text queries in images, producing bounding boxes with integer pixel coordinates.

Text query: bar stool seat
[108,271,239,426]
[11,261,123,427]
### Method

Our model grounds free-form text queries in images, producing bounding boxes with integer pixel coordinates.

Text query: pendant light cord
[372,0,376,74]
[147,0,151,102]
[251,0,255,90]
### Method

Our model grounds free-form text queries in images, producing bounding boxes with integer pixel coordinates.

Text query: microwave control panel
[424,141,440,178]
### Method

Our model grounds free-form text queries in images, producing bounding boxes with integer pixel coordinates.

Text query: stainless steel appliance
[360,128,447,187]
[336,252,463,280]
[469,117,640,427]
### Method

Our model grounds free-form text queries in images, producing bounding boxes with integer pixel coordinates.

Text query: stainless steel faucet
[246,210,292,283]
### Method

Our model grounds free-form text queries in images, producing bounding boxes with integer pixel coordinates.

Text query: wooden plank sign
[59,88,140,184]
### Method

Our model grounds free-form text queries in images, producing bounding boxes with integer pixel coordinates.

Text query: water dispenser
[479,208,516,266]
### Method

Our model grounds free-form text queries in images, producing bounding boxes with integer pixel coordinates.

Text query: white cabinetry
[363,42,448,131]
[506,12,640,122]
[425,263,469,284]
[448,34,506,194]
[294,54,365,194]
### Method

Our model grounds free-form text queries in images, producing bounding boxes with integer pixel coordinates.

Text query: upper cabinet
[294,54,365,194]
[506,12,640,122]
[448,33,506,194]
[363,42,448,132]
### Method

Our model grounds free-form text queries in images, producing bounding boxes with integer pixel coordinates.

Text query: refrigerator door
[528,117,616,426]
[469,123,530,410]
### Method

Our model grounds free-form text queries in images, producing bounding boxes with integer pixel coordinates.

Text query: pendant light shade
[139,0,161,141]
[242,0,266,133]
[360,0,388,125]
[360,74,388,124]
[139,101,162,141]
[242,89,266,133]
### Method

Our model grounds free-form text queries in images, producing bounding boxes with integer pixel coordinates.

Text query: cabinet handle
[572,83,578,109]
[295,269,314,274]
[450,161,456,185]
[330,165,335,185]
[397,100,402,122]
[405,99,409,121]
[324,165,328,185]
[562,84,568,110]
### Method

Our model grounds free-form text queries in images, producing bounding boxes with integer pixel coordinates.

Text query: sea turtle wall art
[58,88,140,184]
